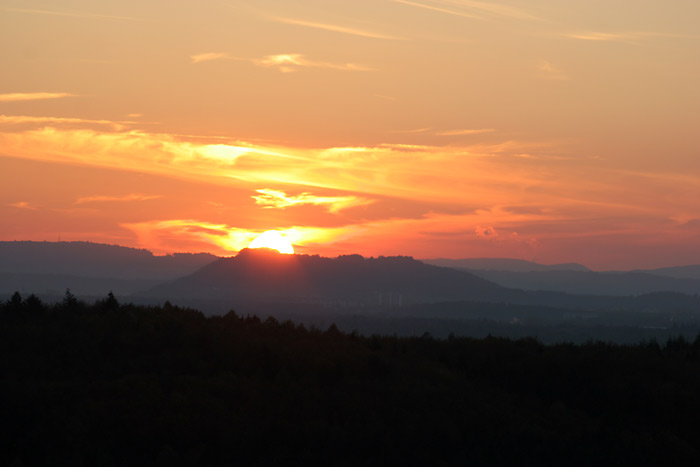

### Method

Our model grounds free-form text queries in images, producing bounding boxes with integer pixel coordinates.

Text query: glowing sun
[248,230,295,254]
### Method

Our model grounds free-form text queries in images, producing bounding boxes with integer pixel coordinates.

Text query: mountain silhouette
[636,264,700,281]
[449,270,700,296]
[0,241,218,280]
[421,257,590,272]
[147,248,527,305]
[0,241,219,295]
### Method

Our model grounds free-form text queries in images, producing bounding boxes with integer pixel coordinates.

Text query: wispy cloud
[393,0,480,19]
[75,193,162,204]
[190,52,371,72]
[272,17,403,40]
[390,127,432,134]
[565,31,692,43]
[0,92,75,102]
[1,7,145,22]
[252,189,374,213]
[393,0,539,21]
[0,115,141,130]
[435,128,496,136]
[190,52,232,64]
[121,219,354,255]
[8,201,38,210]
[537,60,568,81]
[254,54,371,72]
[448,0,539,20]
[378,143,434,150]
[392,127,494,136]
[1,124,690,235]
[4,121,698,266]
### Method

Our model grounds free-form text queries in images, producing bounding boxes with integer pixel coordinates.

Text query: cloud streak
[1,7,145,22]
[254,54,371,72]
[3,123,697,256]
[0,114,143,131]
[190,52,231,64]
[393,0,539,21]
[272,17,403,40]
[0,92,75,102]
[3,121,699,267]
[565,31,693,43]
[8,201,38,210]
[121,219,355,256]
[435,128,496,136]
[252,189,374,213]
[75,193,162,204]
[393,0,480,19]
[190,52,371,72]
[537,60,568,81]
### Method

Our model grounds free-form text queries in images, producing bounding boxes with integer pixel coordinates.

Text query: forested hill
[145,249,700,314]
[147,247,525,304]
[3,293,700,466]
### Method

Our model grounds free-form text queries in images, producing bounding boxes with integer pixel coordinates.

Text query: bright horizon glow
[248,231,295,254]
[1,0,699,270]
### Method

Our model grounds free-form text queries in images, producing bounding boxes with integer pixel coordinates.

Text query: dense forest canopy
[3,291,700,465]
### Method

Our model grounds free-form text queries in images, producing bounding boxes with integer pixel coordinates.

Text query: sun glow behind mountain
[248,230,295,254]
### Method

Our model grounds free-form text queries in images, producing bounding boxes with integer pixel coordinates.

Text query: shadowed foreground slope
[3,293,700,466]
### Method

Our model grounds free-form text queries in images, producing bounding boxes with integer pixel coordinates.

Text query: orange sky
[1,0,699,270]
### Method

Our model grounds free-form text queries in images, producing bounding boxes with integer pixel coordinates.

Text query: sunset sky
[1,0,699,269]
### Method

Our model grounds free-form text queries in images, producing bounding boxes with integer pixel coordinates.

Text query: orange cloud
[474,225,498,238]
[393,0,480,20]
[0,93,75,102]
[393,0,538,21]
[537,60,569,81]
[190,52,231,64]
[435,128,496,136]
[0,114,138,130]
[272,17,403,40]
[0,122,682,216]
[565,31,692,43]
[75,193,162,204]
[121,219,357,256]
[252,189,374,213]
[8,201,38,210]
[189,52,371,72]
[255,54,372,72]
[3,120,700,268]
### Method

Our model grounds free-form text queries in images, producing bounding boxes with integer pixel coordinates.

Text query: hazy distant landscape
[3,241,700,344]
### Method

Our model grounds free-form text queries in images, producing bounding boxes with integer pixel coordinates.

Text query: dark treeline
[3,291,700,466]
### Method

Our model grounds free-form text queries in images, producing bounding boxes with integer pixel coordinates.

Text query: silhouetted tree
[62,288,78,307]
[9,291,22,307]
[97,291,119,311]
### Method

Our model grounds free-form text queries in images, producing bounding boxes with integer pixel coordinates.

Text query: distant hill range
[634,265,700,281]
[0,241,218,295]
[421,257,700,296]
[146,248,527,306]
[4,242,700,343]
[421,258,591,273]
[3,242,700,315]
[143,249,700,316]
